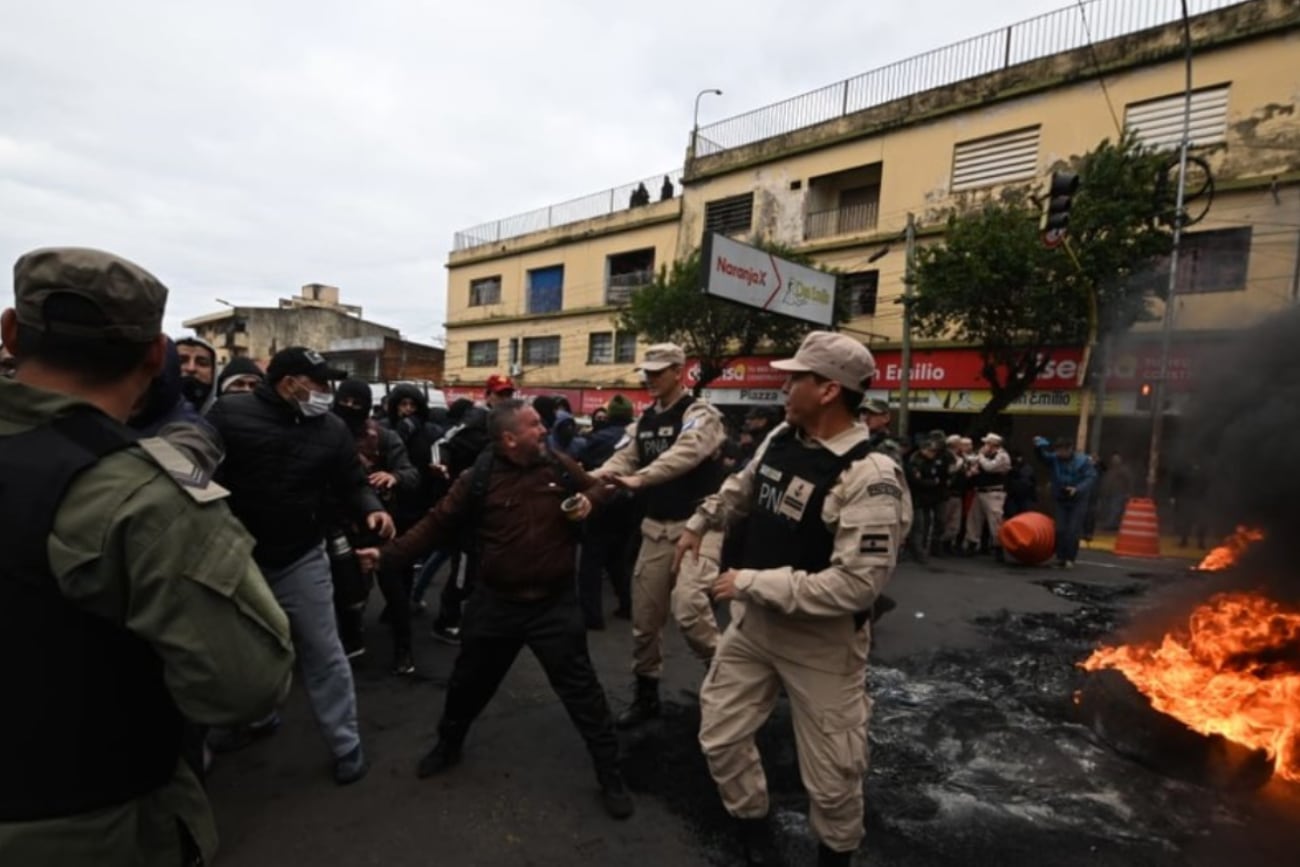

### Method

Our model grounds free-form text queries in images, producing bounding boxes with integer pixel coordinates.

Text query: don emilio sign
[701,233,837,327]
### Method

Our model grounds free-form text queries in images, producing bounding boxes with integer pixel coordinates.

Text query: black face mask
[180,376,212,407]
[333,403,370,434]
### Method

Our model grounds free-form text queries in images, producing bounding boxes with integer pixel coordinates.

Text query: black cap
[266,346,346,385]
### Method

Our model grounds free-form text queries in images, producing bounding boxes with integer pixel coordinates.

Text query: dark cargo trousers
[436,586,620,776]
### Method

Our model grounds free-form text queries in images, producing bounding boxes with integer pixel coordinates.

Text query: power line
[1073,0,1125,138]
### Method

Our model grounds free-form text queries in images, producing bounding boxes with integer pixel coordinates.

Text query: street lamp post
[692,88,723,158]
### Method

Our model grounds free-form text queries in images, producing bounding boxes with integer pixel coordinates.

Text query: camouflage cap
[13,247,167,342]
[859,397,890,415]
[637,343,686,372]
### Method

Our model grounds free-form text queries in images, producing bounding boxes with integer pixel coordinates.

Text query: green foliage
[617,243,849,392]
[910,133,1173,425]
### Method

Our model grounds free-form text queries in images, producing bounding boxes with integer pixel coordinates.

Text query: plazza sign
[701,232,837,327]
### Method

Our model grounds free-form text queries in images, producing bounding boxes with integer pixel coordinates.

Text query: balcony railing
[454,170,683,252]
[693,0,1245,157]
[804,201,881,241]
[605,269,656,305]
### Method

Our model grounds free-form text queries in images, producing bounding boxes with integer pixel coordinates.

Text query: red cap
[484,374,516,395]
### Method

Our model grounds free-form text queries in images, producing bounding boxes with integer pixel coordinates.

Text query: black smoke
[1181,305,1300,592]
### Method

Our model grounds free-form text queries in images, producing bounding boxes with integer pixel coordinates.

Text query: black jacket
[208,383,384,568]
[577,421,630,471]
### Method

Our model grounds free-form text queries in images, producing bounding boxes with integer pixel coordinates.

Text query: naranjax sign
[702,233,837,327]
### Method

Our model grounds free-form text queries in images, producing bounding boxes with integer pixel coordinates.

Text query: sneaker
[598,771,635,820]
[334,744,368,785]
[416,739,463,779]
[392,651,416,676]
[1063,560,1075,570]
[431,624,461,646]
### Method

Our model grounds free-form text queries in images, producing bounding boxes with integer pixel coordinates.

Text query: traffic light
[1136,381,1153,412]
[1043,171,1080,234]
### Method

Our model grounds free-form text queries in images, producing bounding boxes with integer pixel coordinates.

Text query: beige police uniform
[965,444,1011,549]
[688,422,911,853]
[598,396,727,673]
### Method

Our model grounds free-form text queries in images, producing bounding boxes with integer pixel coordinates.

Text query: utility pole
[1145,0,1193,498]
[898,213,917,440]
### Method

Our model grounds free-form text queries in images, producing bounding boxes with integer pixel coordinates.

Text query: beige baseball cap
[771,331,876,391]
[982,433,1004,446]
[637,342,686,372]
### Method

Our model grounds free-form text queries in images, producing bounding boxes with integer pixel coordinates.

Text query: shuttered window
[527,265,564,314]
[951,126,1040,192]
[523,336,561,366]
[467,340,498,368]
[1125,85,1230,150]
[704,193,754,236]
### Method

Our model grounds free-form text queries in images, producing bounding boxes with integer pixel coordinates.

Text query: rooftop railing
[693,0,1246,156]
[454,169,683,252]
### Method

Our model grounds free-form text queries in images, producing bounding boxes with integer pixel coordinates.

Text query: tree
[909,133,1173,431]
[617,245,848,393]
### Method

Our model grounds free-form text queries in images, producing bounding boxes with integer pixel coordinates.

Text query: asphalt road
[205,546,1300,866]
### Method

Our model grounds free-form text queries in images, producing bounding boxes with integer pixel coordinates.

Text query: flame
[1082,592,1300,782]
[1196,526,1265,571]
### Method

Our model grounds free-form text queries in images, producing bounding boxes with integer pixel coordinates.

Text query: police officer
[674,331,911,867]
[593,343,726,726]
[965,432,1011,559]
[0,247,294,866]
[859,396,902,465]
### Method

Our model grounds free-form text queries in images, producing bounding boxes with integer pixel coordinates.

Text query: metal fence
[454,169,683,252]
[694,0,1247,156]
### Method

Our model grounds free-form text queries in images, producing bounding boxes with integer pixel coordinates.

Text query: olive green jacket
[0,379,294,867]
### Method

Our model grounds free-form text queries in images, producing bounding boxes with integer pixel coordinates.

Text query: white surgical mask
[299,390,334,418]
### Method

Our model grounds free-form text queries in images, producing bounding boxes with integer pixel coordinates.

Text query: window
[508,337,519,369]
[805,163,882,240]
[1125,85,1229,150]
[467,339,499,367]
[615,332,638,364]
[840,271,879,317]
[704,193,754,236]
[587,332,636,365]
[588,332,614,365]
[606,248,656,304]
[951,126,1040,192]
[522,336,561,367]
[1136,228,1251,296]
[526,265,564,314]
[469,276,502,306]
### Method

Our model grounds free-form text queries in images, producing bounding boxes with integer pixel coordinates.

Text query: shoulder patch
[866,482,903,500]
[138,437,230,503]
[614,434,632,451]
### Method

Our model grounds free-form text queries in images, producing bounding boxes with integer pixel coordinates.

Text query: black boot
[597,769,635,819]
[416,731,464,779]
[817,843,853,866]
[615,676,660,729]
[736,817,771,866]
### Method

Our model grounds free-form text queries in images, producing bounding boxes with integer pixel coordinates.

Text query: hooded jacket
[206,382,384,568]
[129,339,223,476]
[215,357,264,395]
[175,336,220,414]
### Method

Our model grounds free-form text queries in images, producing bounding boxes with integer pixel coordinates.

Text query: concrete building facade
[442,0,1300,423]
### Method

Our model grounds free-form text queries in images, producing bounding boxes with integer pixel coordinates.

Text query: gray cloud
[1,0,1066,345]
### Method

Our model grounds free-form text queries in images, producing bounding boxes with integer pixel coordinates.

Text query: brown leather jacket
[381,448,604,601]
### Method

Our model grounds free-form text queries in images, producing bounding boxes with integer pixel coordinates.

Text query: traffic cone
[999,512,1056,566]
[1113,497,1161,558]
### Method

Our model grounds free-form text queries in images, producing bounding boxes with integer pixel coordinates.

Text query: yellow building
[443,0,1300,417]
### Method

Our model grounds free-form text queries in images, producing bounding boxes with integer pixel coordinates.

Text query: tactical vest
[635,395,721,522]
[739,428,874,573]
[0,410,184,821]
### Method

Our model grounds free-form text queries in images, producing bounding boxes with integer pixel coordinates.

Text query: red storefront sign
[683,345,1202,392]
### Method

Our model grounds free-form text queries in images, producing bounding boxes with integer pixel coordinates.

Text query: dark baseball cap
[13,247,168,342]
[266,346,347,385]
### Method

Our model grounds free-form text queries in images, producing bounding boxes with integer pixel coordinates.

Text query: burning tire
[1078,668,1274,790]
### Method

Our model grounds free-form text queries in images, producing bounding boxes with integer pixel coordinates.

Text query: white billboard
[701,233,837,327]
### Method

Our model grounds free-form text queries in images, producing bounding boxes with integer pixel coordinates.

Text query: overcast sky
[1,0,1070,344]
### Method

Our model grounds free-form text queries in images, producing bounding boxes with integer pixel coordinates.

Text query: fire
[1196,526,1265,571]
[1082,592,1300,782]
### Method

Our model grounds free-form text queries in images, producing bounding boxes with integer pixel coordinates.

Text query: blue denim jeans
[1055,497,1088,563]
